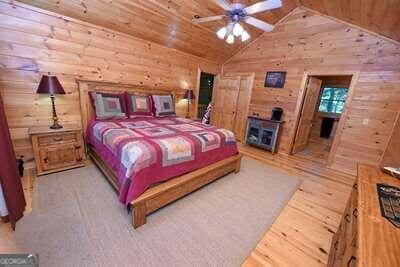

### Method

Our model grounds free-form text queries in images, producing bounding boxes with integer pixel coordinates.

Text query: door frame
[289,71,359,166]
[194,68,218,119]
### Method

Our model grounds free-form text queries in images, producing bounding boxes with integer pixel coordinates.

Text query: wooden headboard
[77,80,176,137]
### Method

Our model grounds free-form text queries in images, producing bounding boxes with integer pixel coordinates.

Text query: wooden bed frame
[77,80,242,229]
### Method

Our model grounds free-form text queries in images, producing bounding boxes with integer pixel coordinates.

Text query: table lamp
[36,75,66,129]
[183,89,195,118]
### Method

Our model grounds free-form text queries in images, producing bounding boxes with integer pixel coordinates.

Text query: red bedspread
[87,116,238,204]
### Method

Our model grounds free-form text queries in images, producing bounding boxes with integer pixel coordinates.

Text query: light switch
[362,118,369,125]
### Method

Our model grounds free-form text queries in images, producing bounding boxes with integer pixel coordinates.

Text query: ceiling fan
[192,0,282,44]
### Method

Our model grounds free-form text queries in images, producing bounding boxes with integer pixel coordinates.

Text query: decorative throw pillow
[151,94,176,117]
[126,94,153,117]
[89,91,127,120]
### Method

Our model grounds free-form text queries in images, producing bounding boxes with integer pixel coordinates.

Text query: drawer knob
[333,240,339,250]
[352,208,358,218]
[53,137,63,141]
[347,256,356,267]
[77,157,83,162]
[75,145,81,149]
[43,157,48,163]
[345,214,351,223]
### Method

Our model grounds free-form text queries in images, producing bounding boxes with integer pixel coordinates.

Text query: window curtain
[0,95,26,229]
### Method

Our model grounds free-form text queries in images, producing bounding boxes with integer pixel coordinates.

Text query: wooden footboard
[131,153,242,228]
[88,146,242,229]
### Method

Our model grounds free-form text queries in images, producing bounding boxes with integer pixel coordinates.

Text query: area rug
[1,156,300,266]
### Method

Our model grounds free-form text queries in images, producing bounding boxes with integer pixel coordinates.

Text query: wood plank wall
[0,1,220,169]
[223,8,400,175]
[381,114,400,167]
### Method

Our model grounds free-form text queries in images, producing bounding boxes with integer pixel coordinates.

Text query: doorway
[197,72,215,119]
[291,75,353,164]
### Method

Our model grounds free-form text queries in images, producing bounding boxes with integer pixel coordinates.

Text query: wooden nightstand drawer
[29,124,86,176]
[39,143,84,172]
[38,132,78,146]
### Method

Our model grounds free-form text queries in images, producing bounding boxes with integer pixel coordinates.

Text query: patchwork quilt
[87,116,238,204]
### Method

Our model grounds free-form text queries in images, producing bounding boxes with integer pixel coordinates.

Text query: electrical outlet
[362,118,369,125]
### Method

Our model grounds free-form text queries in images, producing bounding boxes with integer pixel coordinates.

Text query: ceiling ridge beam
[300,6,400,46]
[5,0,221,64]
[222,6,301,66]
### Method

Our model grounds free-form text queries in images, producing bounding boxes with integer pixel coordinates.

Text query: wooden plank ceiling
[16,0,400,63]
[300,0,400,43]
[16,0,298,62]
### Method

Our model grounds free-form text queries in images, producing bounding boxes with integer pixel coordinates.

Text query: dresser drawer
[38,132,78,146]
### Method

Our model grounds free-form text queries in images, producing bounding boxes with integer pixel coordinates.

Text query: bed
[78,80,242,228]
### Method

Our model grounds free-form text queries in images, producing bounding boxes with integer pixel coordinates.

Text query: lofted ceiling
[17,0,400,63]
[300,0,400,43]
[16,0,298,62]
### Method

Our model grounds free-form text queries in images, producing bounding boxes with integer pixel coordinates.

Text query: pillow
[89,91,127,120]
[126,94,153,117]
[151,94,176,117]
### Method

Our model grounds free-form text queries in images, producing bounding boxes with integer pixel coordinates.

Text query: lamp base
[50,123,63,129]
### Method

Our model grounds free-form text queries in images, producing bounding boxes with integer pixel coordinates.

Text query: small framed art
[265,71,286,88]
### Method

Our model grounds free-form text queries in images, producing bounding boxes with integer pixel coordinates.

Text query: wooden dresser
[328,164,400,266]
[29,124,85,176]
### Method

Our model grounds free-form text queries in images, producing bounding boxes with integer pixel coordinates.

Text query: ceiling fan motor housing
[227,3,247,22]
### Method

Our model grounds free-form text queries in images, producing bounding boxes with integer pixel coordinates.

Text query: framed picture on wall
[265,71,286,88]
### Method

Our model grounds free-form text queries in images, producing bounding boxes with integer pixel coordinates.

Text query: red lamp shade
[36,75,66,95]
[183,89,195,100]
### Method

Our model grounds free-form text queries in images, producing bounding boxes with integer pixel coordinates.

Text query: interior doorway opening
[197,72,215,119]
[292,75,353,164]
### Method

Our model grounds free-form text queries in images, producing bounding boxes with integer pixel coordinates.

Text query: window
[318,87,349,114]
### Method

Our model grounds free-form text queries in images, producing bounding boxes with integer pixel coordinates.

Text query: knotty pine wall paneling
[380,112,400,167]
[0,1,220,169]
[223,8,400,175]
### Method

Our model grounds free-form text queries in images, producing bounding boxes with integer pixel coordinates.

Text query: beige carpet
[1,156,300,266]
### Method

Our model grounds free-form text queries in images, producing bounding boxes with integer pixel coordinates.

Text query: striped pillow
[151,94,176,117]
[89,92,127,120]
[126,94,153,117]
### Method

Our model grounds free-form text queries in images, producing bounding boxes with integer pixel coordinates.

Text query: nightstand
[29,124,86,176]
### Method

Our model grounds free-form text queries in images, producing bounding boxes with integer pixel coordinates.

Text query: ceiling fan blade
[244,0,282,15]
[212,0,232,11]
[192,15,226,24]
[244,17,274,32]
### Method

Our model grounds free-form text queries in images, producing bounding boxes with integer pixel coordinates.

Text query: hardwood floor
[295,141,331,164]
[238,144,356,266]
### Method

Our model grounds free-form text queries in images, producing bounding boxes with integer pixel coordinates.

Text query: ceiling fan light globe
[216,26,227,39]
[226,34,235,44]
[241,30,250,42]
[233,23,244,37]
